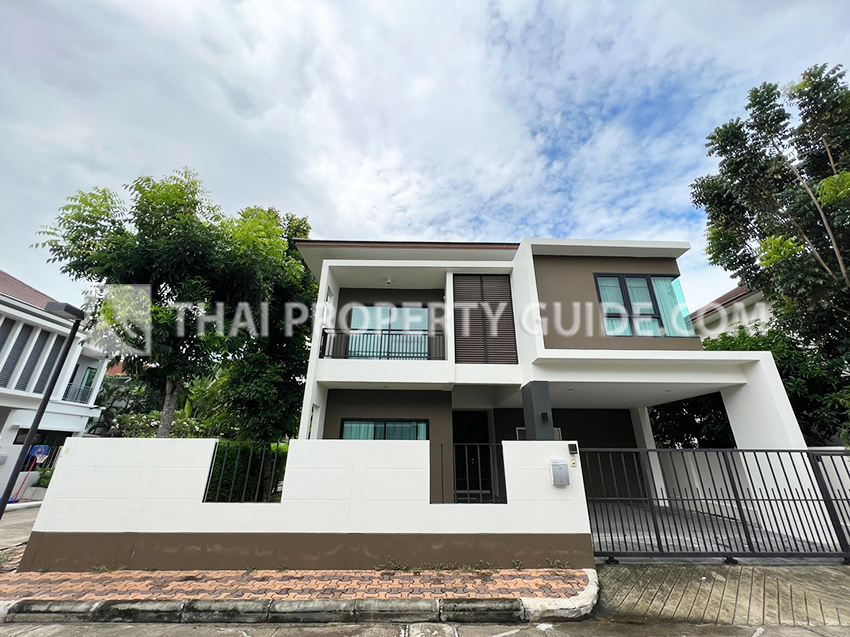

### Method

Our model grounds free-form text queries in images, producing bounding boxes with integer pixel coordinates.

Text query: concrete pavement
[0,509,37,551]
[0,623,848,635]
[597,564,850,627]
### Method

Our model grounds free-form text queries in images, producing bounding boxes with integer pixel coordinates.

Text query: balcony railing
[63,384,93,404]
[319,329,446,360]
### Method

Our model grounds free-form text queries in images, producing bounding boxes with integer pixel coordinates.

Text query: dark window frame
[593,273,675,338]
[339,418,430,441]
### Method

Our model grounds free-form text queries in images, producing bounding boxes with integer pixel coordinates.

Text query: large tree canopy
[41,169,313,438]
[694,64,850,362]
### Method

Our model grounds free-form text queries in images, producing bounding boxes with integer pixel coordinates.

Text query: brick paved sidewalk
[0,569,589,602]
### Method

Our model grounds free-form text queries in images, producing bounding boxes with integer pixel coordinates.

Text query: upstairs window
[596,275,695,337]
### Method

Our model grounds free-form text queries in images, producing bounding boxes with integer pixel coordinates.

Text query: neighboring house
[690,286,772,340]
[0,271,107,492]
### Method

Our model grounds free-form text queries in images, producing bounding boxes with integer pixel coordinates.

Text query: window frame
[594,273,672,338]
[339,418,430,441]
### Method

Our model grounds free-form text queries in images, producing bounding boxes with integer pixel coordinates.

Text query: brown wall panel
[19,531,596,572]
[532,255,703,351]
[493,408,636,448]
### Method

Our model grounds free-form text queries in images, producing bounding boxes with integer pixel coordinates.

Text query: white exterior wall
[720,352,806,449]
[34,437,590,536]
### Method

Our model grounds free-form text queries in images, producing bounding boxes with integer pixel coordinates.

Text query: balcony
[319,329,446,360]
[63,383,93,404]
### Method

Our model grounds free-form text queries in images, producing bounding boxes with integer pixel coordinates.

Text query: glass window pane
[633,317,662,337]
[390,308,428,331]
[604,317,632,336]
[350,306,391,330]
[597,277,626,316]
[625,278,656,315]
[342,422,378,439]
[384,421,428,440]
[652,277,696,337]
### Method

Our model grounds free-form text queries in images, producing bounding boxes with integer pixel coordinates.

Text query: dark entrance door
[452,411,505,503]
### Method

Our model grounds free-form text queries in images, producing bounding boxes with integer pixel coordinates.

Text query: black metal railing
[439,443,507,504]
[63,383,93,403]
[319,329,445,360]
[203,441,288,503]
[580,448,850,562]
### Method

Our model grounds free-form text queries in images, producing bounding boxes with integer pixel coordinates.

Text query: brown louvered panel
[482,275,518,364]
[453,274,517,364]
[454,275,486,364]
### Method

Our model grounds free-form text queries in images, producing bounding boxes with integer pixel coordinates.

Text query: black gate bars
[580,448,850,563]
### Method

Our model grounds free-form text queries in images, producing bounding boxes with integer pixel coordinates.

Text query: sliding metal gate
[580,448,850,562]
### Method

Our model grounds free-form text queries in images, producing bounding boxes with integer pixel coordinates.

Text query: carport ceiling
[497,381,738,410]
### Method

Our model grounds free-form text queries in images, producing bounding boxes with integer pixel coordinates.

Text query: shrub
[204,440,287,502]
[34,467,53,489]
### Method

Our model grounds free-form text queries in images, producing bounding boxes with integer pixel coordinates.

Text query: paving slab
[0,568,590,601]
[597,563,850,627]
[0,509,37,553]
[455,623,850,636]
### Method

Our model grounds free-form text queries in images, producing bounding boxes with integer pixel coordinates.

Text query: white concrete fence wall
[34,438,590,536]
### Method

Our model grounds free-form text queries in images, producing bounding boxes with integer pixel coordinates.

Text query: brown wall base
[19,531,595,572]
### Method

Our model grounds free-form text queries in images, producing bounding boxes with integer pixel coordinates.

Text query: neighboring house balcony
[63,383,93,404]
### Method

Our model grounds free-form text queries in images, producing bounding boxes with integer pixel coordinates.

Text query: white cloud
[0,0,848,309]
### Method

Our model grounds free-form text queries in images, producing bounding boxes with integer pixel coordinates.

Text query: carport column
[521,381,555,440]
[720,353,806,449]
[629,407,666,499]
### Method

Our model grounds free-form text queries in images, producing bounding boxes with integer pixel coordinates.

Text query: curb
[5,502,41,512]
[3,568,598,624]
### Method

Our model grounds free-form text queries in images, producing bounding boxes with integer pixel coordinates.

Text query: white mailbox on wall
[550,459,570,486]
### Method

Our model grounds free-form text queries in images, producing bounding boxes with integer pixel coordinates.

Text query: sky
[1,1,849,311]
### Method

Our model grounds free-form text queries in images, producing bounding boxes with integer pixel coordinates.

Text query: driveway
[0,509,38,551]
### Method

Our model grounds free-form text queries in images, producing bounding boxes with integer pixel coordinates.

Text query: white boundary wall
[33,438,590,536]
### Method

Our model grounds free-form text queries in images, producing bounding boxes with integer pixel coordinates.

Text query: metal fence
[439,443,507,504]
[203,441,288,503]
[580,448,850,562]
[319,329,445,360]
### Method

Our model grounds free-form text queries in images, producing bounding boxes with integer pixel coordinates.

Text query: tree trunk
[156,379,181,438]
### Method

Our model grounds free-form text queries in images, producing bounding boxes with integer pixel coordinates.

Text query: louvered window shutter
[33,336,65,394]
[0,324,33,388]
[453,274,518,364]
[15,330,50,391]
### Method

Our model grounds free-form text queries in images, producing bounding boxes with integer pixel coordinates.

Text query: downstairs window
[340,420,429,440]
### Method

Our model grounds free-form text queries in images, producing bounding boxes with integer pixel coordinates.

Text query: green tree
[184,214,315,440]
[694,64,850,362]
[651,325,850,447]
[40,169,312,437]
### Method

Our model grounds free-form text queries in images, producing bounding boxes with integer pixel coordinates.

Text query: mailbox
[550,459,570,486]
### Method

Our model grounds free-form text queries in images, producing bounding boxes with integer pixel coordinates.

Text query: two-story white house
[19,239,823,573]
[298,238,804,456]
[0,271,108,494]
